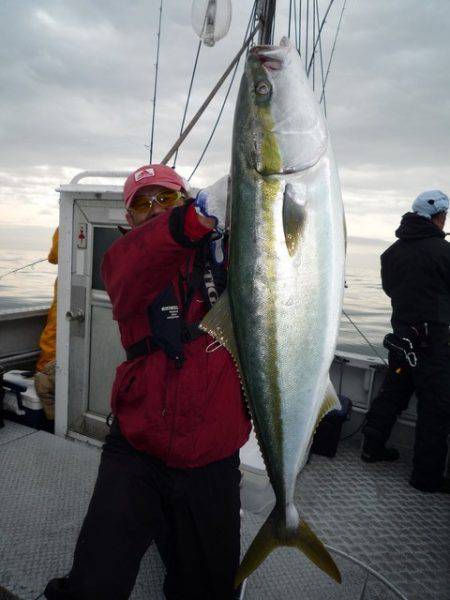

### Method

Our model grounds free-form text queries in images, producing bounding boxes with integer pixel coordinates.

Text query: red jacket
[101,205,251,468]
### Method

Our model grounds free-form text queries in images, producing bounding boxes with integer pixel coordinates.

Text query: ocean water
[0,250,57,309]
[0,252,390,359]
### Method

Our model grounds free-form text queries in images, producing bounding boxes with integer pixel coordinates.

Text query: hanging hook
[206,339,223,353]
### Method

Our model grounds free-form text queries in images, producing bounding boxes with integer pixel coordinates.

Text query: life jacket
[102,206,250,468]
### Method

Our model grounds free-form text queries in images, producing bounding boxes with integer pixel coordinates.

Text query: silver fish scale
[0,422,448,599]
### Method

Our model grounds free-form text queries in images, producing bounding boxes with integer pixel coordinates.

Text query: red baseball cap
[123,164,188,209]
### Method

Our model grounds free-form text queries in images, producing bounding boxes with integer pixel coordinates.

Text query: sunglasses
[128,190,184,214]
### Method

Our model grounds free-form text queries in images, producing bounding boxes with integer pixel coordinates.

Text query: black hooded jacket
[381,212,450,328]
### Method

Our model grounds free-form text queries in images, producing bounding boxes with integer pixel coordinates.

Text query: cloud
[1,0,449,249]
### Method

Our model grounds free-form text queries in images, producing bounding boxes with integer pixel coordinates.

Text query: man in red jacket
[45,165,251,600]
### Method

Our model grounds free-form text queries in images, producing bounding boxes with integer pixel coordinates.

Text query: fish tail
[235,509,341,587]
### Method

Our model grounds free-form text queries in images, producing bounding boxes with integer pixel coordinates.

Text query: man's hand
[194,175,229,232]
[196,213,217,229]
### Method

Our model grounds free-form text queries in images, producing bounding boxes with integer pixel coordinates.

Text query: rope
[0,258,48,280]
[320,0,348,105]
[343,309,388,366]
[173,39,203,169]
[160,22,260,166]
[188,1,258,180]
[149,0,164,164]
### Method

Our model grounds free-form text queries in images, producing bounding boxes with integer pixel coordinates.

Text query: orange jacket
[36,228,58,372]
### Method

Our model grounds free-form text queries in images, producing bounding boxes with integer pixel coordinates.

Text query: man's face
[126,185,185,227]
[432,212,447,231]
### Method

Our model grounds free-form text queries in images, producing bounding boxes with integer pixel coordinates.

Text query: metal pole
[149,0,163,164]
[160,24,261,166]
[258,0,277,45]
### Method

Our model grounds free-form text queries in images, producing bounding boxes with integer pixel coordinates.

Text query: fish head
[239,37,327,176]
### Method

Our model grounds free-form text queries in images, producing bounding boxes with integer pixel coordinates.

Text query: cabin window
[92,227,122,291]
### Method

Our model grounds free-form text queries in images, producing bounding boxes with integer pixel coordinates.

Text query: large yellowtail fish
[201,37,345,585]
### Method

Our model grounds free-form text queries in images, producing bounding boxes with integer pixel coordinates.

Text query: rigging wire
[298,0,302,52]
[343,310,388,366]
[188,62,240,181]
[312,0,317,88]
[149,0,164,164]
[248,2,259,54]
[288,0,293,37]
[315,0,327,114]
[0,258,47,280]
[306,0,338,77]
[160,22,260,165]
[293,0,299,53]
[320,0,348,104]
[305,0,310,70]
[188,0,258,180]
[271,4,277,43]
[173,40,203,169]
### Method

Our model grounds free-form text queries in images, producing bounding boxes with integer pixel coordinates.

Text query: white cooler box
[2,370,46,428]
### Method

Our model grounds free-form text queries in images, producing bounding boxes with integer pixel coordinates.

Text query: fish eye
[255,81,271,96]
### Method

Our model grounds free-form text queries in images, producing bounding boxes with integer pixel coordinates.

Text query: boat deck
[0,421,449,600]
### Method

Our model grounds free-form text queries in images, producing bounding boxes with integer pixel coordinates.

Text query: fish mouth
[251,49,285,71]
[250,38,293,71]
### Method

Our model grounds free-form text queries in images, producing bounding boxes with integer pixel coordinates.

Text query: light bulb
[191,0,232,47]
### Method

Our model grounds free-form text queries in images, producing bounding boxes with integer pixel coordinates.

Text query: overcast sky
[1,0,449,265]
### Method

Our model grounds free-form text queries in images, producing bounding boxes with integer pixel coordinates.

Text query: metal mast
[258,0,277,44]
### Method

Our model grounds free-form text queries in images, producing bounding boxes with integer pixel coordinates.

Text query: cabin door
[61,196,126,441]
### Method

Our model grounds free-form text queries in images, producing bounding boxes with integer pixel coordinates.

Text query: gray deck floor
[0,421,449,600]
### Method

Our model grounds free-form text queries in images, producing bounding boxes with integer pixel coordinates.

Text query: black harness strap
[126,246,218,365]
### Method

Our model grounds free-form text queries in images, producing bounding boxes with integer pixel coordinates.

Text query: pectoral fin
[282,183,307,256]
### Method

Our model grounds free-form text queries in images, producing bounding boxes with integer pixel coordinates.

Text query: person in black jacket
[361,190,450,494]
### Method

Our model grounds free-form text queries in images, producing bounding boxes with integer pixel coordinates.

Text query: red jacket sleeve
[101,204,212,321]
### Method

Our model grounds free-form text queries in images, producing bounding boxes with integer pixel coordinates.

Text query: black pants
[44,421,241,600]
[364,341,450,488]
